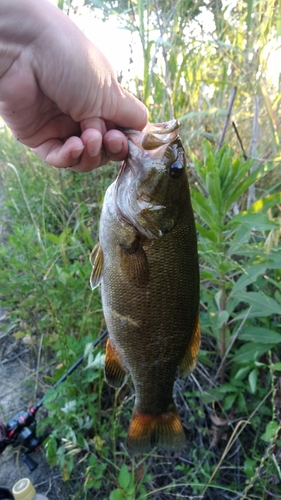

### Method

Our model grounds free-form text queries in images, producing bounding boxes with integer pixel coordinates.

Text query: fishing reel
[0,407,48,471]
[0,329,108,470]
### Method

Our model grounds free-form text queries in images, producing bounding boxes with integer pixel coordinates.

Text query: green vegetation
[1,0,281,498]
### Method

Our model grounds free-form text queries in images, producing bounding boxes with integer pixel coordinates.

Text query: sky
[67,3,144,85]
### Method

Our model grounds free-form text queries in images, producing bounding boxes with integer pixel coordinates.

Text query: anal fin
[90,242,104,289]
[104,338,127,388]
[127,404,185,454]
[179,314,200,376]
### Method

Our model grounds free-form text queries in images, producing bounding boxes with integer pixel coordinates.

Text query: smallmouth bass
[90,120,200,453]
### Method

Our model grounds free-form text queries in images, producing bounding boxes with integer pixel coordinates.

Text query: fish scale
[90,120,200,453]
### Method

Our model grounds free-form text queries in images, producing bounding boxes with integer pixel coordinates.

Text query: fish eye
[169,159,183,179]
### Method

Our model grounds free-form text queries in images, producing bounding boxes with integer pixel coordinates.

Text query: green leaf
[233,343,274,363]
[246,192,281,214]
[191,191,220,234]
[110,489,126,500]
[230,264,268,296]
[261,420,280,442]
[239,327,281,344]
[218,146,235,186]
[277,0,281,36]
[46,232,61,244]
[273,362,281,371]
[229,212,279,231]
[206,169,223,213]
[43,388,59,405]
[45,436,58,463]
[248,368,258,394]
[234,366,251,380]
[118,464,131,490]
[202,387,224,404]
[237,292,281,315]
[223,393,237,410]
[244,457,256,478]
[195,222,218,243]
[217,310,229,328]
[246,0,254,31]
[224,161,277,211]
[222,157,254,204]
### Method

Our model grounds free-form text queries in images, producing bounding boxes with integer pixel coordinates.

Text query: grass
[1,121,281,498]
[1,1,281,497]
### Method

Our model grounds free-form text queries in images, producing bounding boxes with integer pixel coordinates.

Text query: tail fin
[127,404,186,454]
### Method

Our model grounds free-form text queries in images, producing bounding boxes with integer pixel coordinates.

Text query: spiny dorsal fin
[90,242,104,289]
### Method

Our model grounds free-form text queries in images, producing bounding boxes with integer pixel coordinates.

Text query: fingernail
[71,146,84,160]
[107,138,123,154]
[87,138,100,157]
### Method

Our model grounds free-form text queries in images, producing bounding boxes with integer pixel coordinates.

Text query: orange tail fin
[127,404,186,454]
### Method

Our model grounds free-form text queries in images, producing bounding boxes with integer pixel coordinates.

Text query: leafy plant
[1,0,281,497]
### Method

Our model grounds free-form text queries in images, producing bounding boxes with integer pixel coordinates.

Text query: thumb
[102,84,148,131]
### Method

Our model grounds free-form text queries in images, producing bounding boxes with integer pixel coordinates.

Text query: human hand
[0,0,147,172]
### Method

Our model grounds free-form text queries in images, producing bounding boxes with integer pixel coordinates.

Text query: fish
[90,119,200,454]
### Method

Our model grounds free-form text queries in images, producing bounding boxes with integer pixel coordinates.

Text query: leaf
[237,292,281,315]
[46,232,61,244]
[12,330,26,339]
[223,393,237,410]
[227,224,253,254]
[225,162,278,211]
[277,0,281,36]
[118,464,131,490]
[248,368,258,394]
[246,192,281,214]
[246,0,254,31]
[110,489,126,500]
[195,221,218,243]
[202,387,225,404]
[61,400,77,414]
[45,436,58,463]
[85,351,105,370]
[191,191,220,234]
[234,366,251,380]
[206,169,223,213]
[43,388,59,405]
[261,420,280,442]
[217,310,229,328]
[230,264,268,296]
[239,327,281,344]
[273,362,281,371]
[229,212,279,231]
[233,343,274,363]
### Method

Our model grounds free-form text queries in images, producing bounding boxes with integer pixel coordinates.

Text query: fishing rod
[0,329,108,471]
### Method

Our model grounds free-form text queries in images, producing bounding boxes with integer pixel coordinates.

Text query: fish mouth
[115,120,181,238]
[123,119,181,155]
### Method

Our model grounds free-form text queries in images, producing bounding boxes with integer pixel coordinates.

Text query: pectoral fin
[104,338,127,388]
[90,243,104,289]
[179,315,200,376]
[120,238,149,286]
